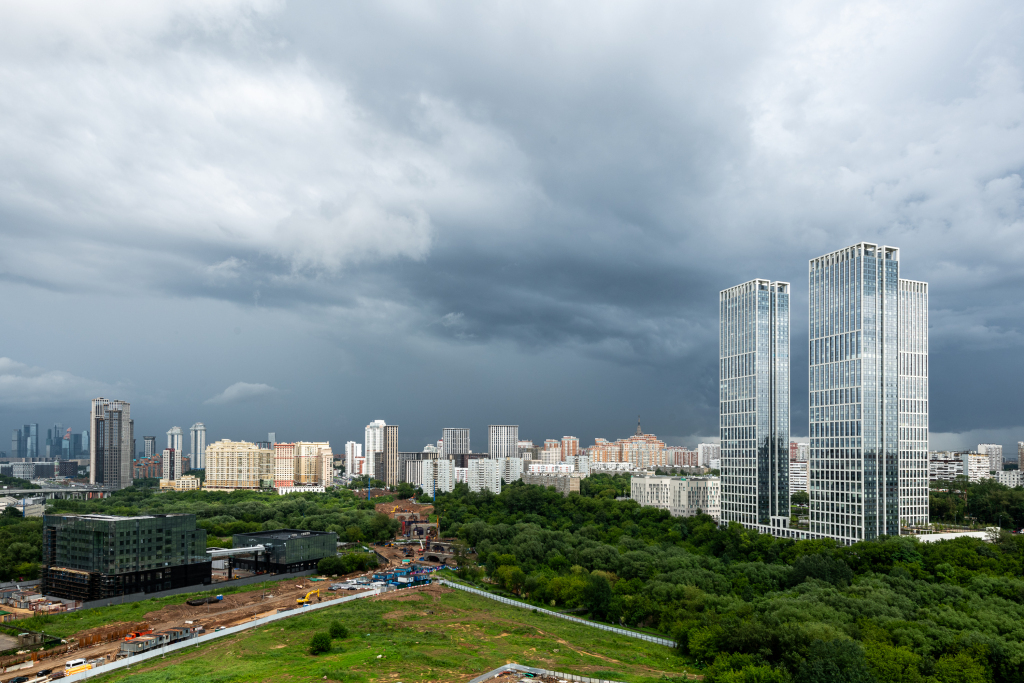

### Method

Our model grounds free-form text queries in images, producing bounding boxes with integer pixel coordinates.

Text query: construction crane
[297,589,321,606]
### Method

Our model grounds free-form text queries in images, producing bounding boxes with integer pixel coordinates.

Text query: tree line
[435,479,1024,683]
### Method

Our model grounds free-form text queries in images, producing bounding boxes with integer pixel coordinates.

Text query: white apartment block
[345,441,362,477]
[500,457,524,482]
[997,470,1023,488]
[468,457,501,494]
[161,448,183,481]
[443,428,470,457]
[205,440,273,490]
[407,458,455,496]
[963,452,993,483]
[789,460,809,497]
[631,472,721,520]
[929,452,964,481]
[696,443,720,467]
[488,425,519,460]
[454,467,468,484]
[528,462,574,473]
[566,454,591,476]
[364,419,386,478]
[540,446,561,465]
[590,461,636,473]
[978,444,1003,474]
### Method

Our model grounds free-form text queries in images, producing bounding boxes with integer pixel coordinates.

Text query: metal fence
[469,662,627,683]
[62,587,382,682]
[435,579,675,647]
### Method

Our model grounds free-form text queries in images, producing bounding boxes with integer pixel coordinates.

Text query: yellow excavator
[297,589,321,606]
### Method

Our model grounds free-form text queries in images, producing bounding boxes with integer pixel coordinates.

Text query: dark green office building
[231,529,337,573]
[42,513,210,600]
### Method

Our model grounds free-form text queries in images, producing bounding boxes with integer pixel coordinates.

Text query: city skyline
[1,4,1024,457]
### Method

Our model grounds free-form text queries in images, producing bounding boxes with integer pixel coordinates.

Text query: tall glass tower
[898,279,929,527]
[719,279,790,530]
[809,243,927,542]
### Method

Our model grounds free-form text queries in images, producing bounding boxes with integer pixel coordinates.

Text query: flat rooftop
[234,529,333,540]
[46,513,192,521]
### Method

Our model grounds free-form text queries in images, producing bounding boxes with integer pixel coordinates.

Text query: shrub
[329,621,348,639]
[309,632,332,655]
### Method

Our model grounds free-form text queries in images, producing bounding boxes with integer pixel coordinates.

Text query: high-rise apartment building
[90,398,134,489]
[162,448,183,481]
[364,420,386,479]
[561,436,579,460]
[345,441,362,477]
[488,426,519,460]
[978,444,1003,474]
[205,440,273,490]
[468,458,502,494]
[442,428,471,458]
[190,423,207,470]
[10,429,21,459]
[719,279,790,532]
[809,243,929,542]
[382,425,400,486]
[696,443,720,468]
[143,436,157,459]
[167,426,183,453]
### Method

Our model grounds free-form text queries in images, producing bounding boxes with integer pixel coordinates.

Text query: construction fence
[435,579,676,648]
[469,662,628,683]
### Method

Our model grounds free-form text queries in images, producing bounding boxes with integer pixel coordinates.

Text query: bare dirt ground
[5,574,376,680]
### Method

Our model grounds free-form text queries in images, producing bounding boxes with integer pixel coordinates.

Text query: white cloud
[204,381,279,405]
[0,357,112,406]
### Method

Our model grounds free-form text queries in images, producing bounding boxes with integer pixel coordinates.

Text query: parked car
[34,670,52,678]
[10,676,31,683]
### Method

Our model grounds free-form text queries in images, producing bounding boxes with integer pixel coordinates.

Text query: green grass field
[90,587,696,683]
[18,577,299,639]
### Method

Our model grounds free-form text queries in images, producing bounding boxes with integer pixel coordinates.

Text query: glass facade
[899,279,929,527]
[719,279,790,528]
[808,243,926,542]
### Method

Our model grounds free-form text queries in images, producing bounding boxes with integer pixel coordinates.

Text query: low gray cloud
[204,382,279,406]
[1,1,1023,450]
[0,357,112,407]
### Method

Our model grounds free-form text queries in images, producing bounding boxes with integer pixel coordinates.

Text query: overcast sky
[1,1,1023,456]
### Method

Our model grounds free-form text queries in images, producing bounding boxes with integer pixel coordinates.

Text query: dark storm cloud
[1,1,1023,450]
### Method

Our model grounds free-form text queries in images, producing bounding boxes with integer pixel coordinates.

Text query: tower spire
[636,415,642,436]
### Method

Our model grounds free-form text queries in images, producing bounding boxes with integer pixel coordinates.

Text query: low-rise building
[41,513,210,600]
[522,471,581,496]
[630,472,721,520]
[230,529,338,574]
[159,474,201,492]
[789,460,809,497]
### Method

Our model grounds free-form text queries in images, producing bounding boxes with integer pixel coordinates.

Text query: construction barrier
[435,579,676,648]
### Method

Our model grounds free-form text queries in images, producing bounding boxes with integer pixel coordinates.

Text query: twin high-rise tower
[720,243,929,544]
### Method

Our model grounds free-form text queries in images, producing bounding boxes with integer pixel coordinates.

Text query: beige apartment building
[204,440,273,490]
[274,442,334,488]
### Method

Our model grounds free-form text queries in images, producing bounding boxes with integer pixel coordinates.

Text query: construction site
[0,572,380,680]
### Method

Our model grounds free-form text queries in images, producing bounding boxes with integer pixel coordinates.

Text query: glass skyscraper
[808,243,928,542]
[719,279,790,530]
[898,279,929,527]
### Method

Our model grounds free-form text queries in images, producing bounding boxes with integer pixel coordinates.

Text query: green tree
[863,641,922,683]
[328,621,348,639]
[794,640,875,683]
[791,491,809,507]
[582,571,613,620]
[932,653,986,683]
[308,632,331,655]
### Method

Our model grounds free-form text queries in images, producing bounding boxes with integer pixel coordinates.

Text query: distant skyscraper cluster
[721,242,931,545]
